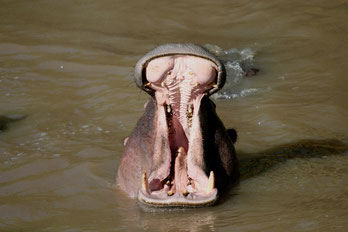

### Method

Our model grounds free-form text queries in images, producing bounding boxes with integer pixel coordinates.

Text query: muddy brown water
[1,0,348,231]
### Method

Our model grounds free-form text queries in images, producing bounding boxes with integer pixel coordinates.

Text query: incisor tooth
[167,190,174,196]
[144,82,151,87]
[183,190,189,197]
[206,171,215,194]
[212,84,218,88]
[141,171,151,194]
[161,81,166,87]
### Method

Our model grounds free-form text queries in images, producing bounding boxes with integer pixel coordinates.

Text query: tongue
[169,117,188,152]
[174,147,189,193]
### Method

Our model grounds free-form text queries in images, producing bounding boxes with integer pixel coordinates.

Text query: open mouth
[137,54,221,207]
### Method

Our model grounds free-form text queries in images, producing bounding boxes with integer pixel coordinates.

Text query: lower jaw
[137,189,218,209]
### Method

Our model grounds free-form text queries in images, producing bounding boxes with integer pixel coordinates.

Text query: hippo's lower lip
[138,187,218,208]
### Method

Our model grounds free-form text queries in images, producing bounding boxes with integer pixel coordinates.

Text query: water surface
[0,0,347,231]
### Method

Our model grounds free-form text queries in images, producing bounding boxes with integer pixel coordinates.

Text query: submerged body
[117,43,239,208]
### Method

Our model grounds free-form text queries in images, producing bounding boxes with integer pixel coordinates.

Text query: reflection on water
[0,0,347,231]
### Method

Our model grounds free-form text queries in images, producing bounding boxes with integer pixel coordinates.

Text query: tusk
[141,171,151,194]
[166,104,172,113]
[206,171,215,194]
[187,104,193,114]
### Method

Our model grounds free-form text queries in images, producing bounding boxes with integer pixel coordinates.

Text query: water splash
[204,44,259,99]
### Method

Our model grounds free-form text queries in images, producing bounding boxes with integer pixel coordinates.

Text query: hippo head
[117,43,238,208]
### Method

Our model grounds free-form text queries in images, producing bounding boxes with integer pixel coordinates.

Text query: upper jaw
[136,54,221,208]
[134,43,226,97]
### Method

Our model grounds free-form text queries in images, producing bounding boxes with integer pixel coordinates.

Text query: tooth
[167,190,174,196]
[161,81,166,87]
[141,171,151,194]
[187,179,192,185]
[177,147,185,154]
[166,104,171,113]
[183,190,189,197]
[164,181,170,191]
[212,83,217,88]
[189,71,193,75]
[187,104,193,114]
[195,82,199,87]
[206,171,215,193]
[187,179,191,185]
[144,82,151,87]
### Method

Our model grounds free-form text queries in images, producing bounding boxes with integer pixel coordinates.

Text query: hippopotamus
[116,43,239,208]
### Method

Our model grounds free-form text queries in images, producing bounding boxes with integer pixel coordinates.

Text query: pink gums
[147,55,216,138]
[145,55,217,195]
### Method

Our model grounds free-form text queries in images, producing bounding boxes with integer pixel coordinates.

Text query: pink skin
[143,56,216,197]
[147,56,216,139]
[116,54,237,206]
[117,44,239,208]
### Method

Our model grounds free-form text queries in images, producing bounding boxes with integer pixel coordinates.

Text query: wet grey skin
[116,43,239,209]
